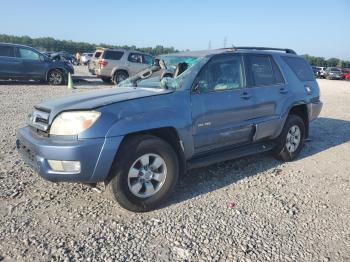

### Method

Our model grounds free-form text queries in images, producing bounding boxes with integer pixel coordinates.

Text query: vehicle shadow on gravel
[0,80,47,85]
[166,117,350,207]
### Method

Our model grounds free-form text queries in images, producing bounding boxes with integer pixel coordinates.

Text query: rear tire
[107,135,179,212]
[273,114,305,162]
[112,71,128,85]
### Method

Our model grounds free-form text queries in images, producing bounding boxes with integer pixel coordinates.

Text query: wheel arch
[277,102,309,139]
[111,67,129,78]
[105,127,186,184]
[288,103,309,138]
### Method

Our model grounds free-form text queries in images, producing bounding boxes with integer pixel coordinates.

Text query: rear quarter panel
[269,54,320,136]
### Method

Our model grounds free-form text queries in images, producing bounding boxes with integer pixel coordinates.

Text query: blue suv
[0,43,74,85]
[16,47,323,212]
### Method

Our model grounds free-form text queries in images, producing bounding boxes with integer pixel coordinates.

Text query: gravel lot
[0,67,349,261]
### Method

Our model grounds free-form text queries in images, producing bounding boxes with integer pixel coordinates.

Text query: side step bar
[187,141,275,170]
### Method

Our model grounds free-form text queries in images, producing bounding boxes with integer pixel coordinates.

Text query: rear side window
[282,56,314,81]
[94,51,102,58]
[0,46,15,57]
[247,55,285,86]
[103,50,124,60]
[128,53,143,63]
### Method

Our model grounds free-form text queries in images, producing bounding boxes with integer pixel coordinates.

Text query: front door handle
[280,87,288,94]
[240,92,252,100]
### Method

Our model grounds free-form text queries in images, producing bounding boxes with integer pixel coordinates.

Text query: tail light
[98,59,108,68]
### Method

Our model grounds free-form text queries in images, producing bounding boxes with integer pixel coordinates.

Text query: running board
[187,141,275,170]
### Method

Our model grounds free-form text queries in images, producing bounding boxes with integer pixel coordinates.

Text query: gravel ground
[0,67,349,261]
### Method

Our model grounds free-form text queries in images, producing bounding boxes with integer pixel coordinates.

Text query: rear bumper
[308,101,323,122]
[16,127,123,183]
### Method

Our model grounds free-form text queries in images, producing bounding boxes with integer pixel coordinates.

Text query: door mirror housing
[192,80,208,93]
[39,54,46,62]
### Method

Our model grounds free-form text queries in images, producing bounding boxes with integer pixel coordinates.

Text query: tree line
[1,34,349,67]
[303,54,350,68]
[0,34,178,56]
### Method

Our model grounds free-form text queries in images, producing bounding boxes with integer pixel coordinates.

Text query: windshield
[117,55,203,90]
[160,55,200,68]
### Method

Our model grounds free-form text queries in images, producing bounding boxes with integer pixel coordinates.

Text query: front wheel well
[105,127,186,184]
[289,104,309,137]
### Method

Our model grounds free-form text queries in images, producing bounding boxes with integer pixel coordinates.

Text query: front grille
[28,108,50,132]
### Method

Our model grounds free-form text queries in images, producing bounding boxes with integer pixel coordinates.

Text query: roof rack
[225,47,297,55]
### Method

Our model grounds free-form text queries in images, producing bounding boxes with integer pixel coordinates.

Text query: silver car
[80,52,93,65]
[89,48,153,84]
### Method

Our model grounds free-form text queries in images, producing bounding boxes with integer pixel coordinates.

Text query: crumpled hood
[36,87,173,121]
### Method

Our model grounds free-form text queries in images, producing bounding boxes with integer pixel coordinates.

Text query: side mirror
[192,80,207,93]
[39,54,49,62]
[192,83,200,93]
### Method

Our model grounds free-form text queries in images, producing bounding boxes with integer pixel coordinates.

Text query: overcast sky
[1,0,349,60]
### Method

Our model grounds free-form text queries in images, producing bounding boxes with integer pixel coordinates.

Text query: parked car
[312,66,319,77]
[343,68,350,80]
[317,67,326,78]
[0,43,74,85]
[324,67,343,80]
[81,52,93,65]
[88,48,154,84]
[16,47,322,212]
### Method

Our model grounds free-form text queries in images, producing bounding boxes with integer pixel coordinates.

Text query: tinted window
[94,51,102,58]
[103,50,124,60]
[0,46,15,57]
[282,56,314,81]
[248,55,277,86]
[128,53,143,63]
[18,48,40,60]
[272,59,285,84]
[143,55,153,65]
[196,54,245,92]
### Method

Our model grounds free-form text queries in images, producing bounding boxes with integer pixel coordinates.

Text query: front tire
[107,135,179,212]
[273,115,305,162]
[48,69,66,85]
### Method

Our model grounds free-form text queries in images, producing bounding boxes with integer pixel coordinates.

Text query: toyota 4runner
[17,47,323,212]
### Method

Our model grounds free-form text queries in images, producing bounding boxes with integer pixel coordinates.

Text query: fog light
[48,160,81,173]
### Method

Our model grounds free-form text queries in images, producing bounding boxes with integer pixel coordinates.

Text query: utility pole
[223,37,227,48]
[208,40,211,50]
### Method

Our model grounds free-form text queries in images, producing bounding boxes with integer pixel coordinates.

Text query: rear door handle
[240,92,252,100]
[280,87,288,94]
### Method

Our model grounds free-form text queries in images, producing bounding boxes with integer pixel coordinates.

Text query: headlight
[50,111,101,135]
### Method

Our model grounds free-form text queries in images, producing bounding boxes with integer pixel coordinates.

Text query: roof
[0,42,37,49]
[94,47,151,56]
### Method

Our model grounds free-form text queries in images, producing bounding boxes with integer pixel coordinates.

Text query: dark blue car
[16,47,323,212]
[0,43,74,85]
